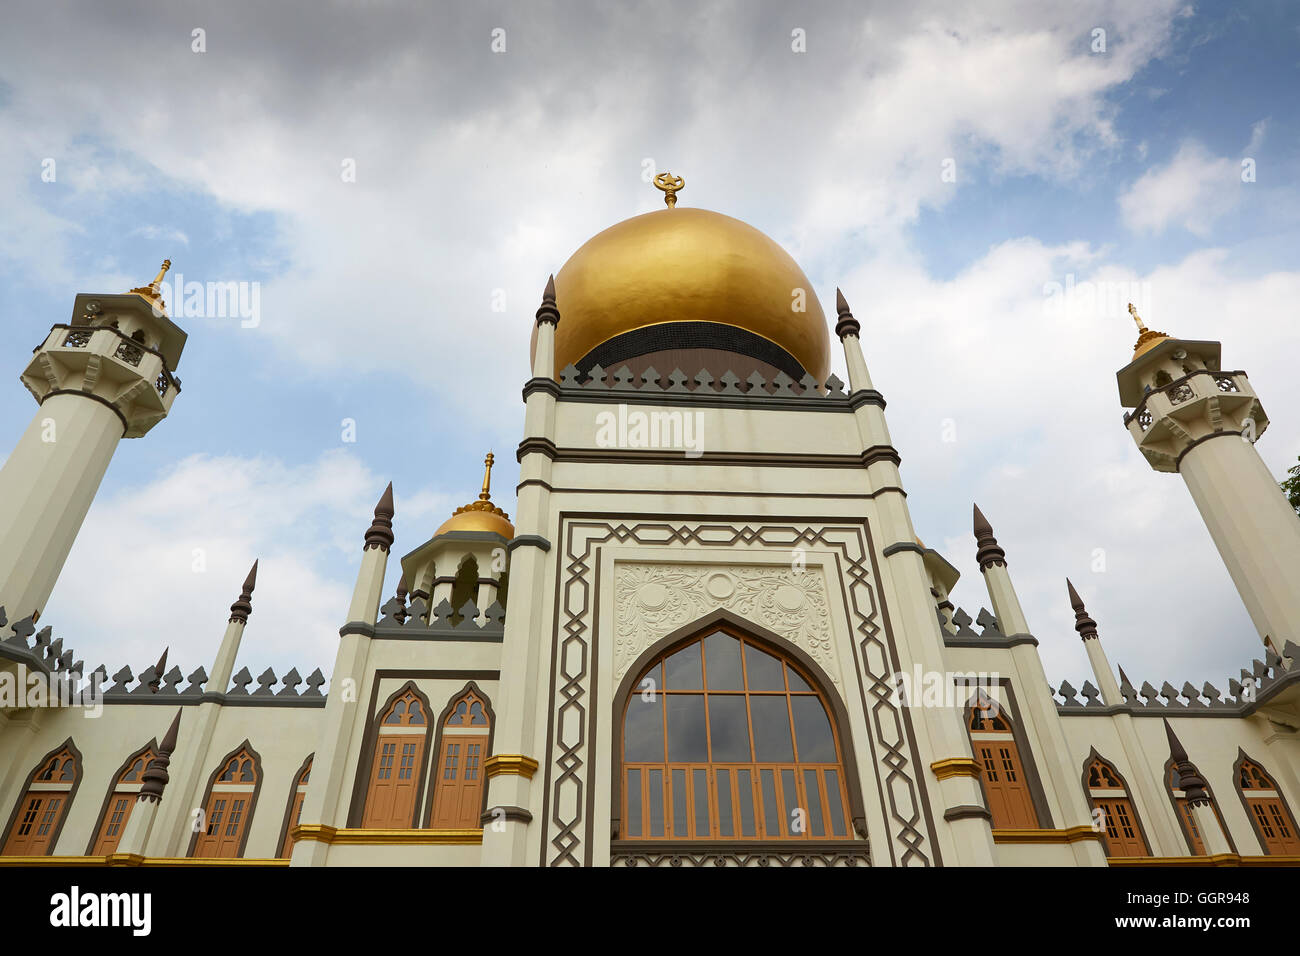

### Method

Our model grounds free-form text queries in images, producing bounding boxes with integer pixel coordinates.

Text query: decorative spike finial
[535,274,560,327]
[972,503,1006,570]
[364,482,396,552]
[147,647,169,693]
[140,709,183,803]
[653,172,684,208]
[129,259,172,314]
[1127,302,1147,334]
[1127,302,1169,357]
[1163,719,1209,804]
[1066,578,1099,641]
[396,574,408,602]
[229,560,258,624]
[834,287,861,340]
[479,452,495,501]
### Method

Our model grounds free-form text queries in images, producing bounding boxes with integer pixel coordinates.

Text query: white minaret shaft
[1165,720,1233,857]
[115,708,183,859]
[1068,579,1122,706]
[0,265,185,620]
[1118,312,1300,649]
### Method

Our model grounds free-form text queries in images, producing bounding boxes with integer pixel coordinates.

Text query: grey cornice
[882,542,925,557]
[97,693,327,709]
[338,621,375,639]
[848,389,887,410]
[942,632,1040,649]
[943,805,992,823]
[508,534,551,553]
[1174,429,1246,470]
[552,387,856,412]
[516,437,559,462]
[372,627,504,644]
[39,389,130,433]
[522,377,562,400]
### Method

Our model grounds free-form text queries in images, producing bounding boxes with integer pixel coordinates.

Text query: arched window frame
[188,740,263,858]
[1081,749,1151,858]
[1232,750,1300,856]
[354,681,433,829]
[424,682,496,829]
[1162,757,1234,856]
[1,738,83,856]
[612,613,868,843]
[86,739,159,856]
[964,692,1041,830]
[277,754,313,859]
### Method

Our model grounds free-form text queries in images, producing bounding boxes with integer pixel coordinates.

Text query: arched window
[278,756,313,859]
[1235,755,1300,855]
[89,744,158,856]
[1167,763,1206,855]
[620,628,853,841]
[362,685,429,828]
[968,700,1038,829]
[430,686,493,829]
[1083,754,1149,857]
[448,555,479,624]
[192,743,261,858]
[2,741,81,856]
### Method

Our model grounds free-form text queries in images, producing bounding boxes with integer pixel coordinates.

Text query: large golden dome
[537,206,831,382]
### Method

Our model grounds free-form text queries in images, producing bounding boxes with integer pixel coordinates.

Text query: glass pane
[666,695,708,762]
[781,769,799,835]
[717,769,734,837]
[761,769,780,837]
[663,641,703,690]
[693,769,710,838]
[751,696,795,762]
[790,695,836,762]
[744,643,785,691]
[703,632,743,689]
[626,769,642,838]
[737,769,756,837]
[786,666,813,694]
[624,695,664,762]
[707,695,751,762]
[648,769,665,837]
[804,769,825,836]
[824,769,846,837]
[671,769,688,838]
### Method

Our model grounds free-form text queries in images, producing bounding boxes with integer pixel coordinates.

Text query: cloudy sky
[1,1,1297,698]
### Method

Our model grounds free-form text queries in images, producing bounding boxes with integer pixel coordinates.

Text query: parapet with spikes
[375,590,505,641]
[552,363,869,411]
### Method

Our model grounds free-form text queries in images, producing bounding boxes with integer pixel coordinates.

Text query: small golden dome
[1128,303,1169,359]
[435,453,514,539]
[537,203,831,382]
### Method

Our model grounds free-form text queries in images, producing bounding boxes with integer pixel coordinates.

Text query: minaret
[1067,579,1121,706]
[0,262,186,620]
[292,484,394,866]
[1117,304,1300,649]
[481,277,560,867]
[1164,719,1233,857]
[970,506,1107,864]
[114,708,182,860]
[156,561,258,853]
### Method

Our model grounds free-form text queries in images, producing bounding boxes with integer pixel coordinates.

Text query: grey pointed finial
[229,559,258,624]
[140,709,183,803]
[147,647,169,693]
[536,274,560,327]
[1163,719,1209,804]
[972,504,1006,570]
[834,287,860,339]
[364,482,395,552]
[1066,579,1098,640]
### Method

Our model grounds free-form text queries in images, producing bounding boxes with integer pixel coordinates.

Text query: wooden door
[362,735,424,828]
[3,793,66,855]
[1096,798,1146,856]
[431,735,489,828]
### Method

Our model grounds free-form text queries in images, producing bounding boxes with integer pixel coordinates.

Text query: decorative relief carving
[613,563,839,686]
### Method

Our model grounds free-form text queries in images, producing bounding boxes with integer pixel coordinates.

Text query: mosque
[0,175,1298,867]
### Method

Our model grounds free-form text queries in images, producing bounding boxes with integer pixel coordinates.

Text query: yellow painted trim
[290,824,483,846]
[931,758,982,781]
[484,754,539,779]
[0,855,288,867]
[1108,854,1300,867]
[992,826,1104,845]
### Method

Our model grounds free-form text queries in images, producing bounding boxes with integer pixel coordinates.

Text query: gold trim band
[1108,854,1300,867]
[0,855,288,867]
[289,824,483,846]
[484,754,540,779]
[992,826,1104,845]
[931,758,982,781]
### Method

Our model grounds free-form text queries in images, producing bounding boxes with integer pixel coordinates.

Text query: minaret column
[481,277,558,867]
[113,709,182,862]
[0,262,185,620]
[292,484,394,866]
[1068,579,1122,706]
[1165,720,1234,858]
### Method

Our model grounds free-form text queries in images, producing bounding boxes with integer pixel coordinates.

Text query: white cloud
[40,450,453,686]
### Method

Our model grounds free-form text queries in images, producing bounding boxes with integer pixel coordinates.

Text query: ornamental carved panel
[613,563,840,687]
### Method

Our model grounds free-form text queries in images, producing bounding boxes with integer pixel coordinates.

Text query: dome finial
[1127,302,1147,334]
[1128,302,1170,358]
[479,452,495,501]
[653,172,685,208]
[129,259,172,314]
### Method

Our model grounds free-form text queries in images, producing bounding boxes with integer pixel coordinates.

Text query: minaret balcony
[1123,369,1268,472]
